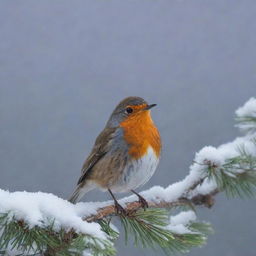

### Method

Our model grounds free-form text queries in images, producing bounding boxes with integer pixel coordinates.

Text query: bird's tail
[68,183,95,204]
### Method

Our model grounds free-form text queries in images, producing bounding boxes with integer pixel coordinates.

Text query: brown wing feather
[77,127,116,185]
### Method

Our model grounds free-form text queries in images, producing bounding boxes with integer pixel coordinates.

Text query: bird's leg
[108,189,127,216]
[131,190,148,210]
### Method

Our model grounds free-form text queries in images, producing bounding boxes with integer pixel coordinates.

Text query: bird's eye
[125,107,133,114]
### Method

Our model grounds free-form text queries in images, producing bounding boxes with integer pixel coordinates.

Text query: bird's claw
[114,201,127,216]
[138,195,149,210]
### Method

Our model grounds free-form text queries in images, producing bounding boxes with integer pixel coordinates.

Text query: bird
[68,96,161,214]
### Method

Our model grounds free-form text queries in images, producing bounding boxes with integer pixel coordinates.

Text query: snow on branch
[236,97,256,133]
[0,190,105,239]
[1,97,256,256]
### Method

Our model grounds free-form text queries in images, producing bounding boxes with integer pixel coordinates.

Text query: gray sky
[0,1,255,255]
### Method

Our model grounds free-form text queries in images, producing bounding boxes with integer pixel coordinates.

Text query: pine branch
[119,208,212,254]
[84,148,256,222]
[1,147,255,256]
[85,190,218,223]
[0,214,116,256]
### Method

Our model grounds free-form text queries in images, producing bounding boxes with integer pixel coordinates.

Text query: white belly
[111,146,159,193]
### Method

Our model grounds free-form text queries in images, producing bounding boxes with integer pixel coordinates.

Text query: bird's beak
[144,104,157,110]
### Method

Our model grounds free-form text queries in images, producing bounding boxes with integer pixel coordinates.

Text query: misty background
[0,1,255,255]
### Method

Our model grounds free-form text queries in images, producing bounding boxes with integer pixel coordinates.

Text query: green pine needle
[235,115,256,133]
[98,219,119,242]
[119,208,209,255]
[205,145,256,198]
[0,213,116,256]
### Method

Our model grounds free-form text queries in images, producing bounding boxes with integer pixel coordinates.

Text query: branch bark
[85,188,219,222]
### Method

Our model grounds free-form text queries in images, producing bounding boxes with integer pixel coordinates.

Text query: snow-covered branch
[85,189,218,223]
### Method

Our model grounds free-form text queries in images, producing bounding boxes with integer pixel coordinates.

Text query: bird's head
[107,96,157,127]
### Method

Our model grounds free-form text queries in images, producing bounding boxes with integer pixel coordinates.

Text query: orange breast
[120,110,161,159]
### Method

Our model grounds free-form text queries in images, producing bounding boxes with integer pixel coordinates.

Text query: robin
[68,96,161,213]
